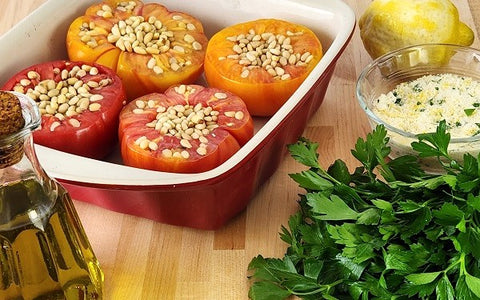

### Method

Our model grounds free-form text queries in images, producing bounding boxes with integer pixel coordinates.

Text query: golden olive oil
[0,179,103,300]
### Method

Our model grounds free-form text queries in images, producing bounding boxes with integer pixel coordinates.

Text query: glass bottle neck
[0,132,58,230]
[1,133,48,185]
[0,93,57,231]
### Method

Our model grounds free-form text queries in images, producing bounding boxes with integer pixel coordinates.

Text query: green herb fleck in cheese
[372,73,480,137]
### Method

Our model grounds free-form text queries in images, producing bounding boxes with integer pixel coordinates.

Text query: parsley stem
[288,279,343,296]
[446,252,465,275]
[459,252,467,276]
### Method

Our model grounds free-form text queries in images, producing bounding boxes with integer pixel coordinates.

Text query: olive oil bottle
[0,92,103,299]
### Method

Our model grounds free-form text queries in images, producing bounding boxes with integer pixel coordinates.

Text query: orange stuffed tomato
[2,60,126,159]
[204,19,323,116]
[66,0,208,100]
[119,84,254,173]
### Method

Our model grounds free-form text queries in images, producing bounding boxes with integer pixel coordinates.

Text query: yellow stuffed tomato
[204,19,323,116]
[67,0,208,100]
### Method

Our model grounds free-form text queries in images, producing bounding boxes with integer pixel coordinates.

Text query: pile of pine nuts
[132,85,246,157]
[12,64,112,131]
[219,29,313,80]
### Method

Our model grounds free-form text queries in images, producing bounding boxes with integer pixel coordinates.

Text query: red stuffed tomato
[119,84,254,173]
[2,60,126,159]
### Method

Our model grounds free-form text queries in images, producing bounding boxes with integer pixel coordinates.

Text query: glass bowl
[356,43,480,173]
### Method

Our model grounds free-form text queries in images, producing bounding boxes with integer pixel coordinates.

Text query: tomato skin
[66,0,208,101]
[120,129,240,173]
[119,84,254,173]
[204,19,323,117]
[2,60,126,159]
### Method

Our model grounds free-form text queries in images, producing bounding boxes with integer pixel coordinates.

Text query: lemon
[359,0,474,59]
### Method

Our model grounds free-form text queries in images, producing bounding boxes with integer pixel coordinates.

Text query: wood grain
[0,0,478,299]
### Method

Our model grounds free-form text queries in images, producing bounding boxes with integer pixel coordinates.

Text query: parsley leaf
[412,120,450,159]
[465,274,480,298]
[307,193,358,220]
[287,137,320,168]
[436,275,455,300]
[289,170,334,192]
[465,108,476,116]
[351,124,390,175]
[405,271,442,285]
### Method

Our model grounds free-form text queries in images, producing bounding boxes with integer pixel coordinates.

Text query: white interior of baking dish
[0,0,355,185]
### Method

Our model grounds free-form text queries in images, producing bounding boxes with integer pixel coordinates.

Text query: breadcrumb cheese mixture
[372,73,480,138]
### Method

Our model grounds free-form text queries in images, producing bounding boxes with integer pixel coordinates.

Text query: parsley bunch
[248,121,480,299]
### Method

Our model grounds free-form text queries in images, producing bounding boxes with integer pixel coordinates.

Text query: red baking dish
[0,0,355,229]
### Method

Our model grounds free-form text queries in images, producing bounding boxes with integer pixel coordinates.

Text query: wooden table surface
[1,0,480,299]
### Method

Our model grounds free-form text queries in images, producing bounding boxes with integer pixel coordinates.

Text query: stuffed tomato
[119,84,254,173]
[2,60,126,159]
[204,19,323,116]
[66,0,208,100]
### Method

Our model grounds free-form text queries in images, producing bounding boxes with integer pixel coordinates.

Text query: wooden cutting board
[0,0,479,298]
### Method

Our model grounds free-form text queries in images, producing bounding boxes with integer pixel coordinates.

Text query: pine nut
[196,147,207,156]
[214,92,227,99]
[162,148,173,157]
[20,79,31,86]
[50,121,61,131]
[68,118,81,128]
[181,150,190,159]
[180,139,192,148]
[88,103,101,112]
[139,139,150,150]
[192,41,202,50]
[173,45,185,53]
[148,141,158,151]
[171,63,180,71]
[235,111,244,120]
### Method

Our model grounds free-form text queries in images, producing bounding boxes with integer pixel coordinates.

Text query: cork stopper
[0,91,25,136]
[0,91,26,168]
